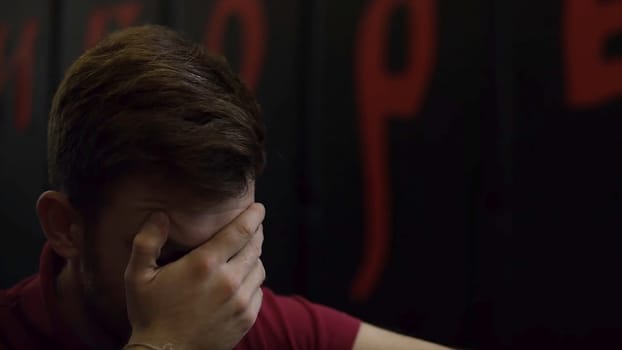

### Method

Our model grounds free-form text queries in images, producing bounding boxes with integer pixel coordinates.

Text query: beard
[78,240,132,348]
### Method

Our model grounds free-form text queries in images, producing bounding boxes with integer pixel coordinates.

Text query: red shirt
[0,244,361,350]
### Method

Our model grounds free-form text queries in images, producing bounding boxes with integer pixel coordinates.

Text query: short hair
[48,25,265,219]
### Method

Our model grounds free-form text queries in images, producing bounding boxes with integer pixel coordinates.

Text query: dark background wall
[1,1,621,349]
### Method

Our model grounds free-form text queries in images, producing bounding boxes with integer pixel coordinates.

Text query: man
[0,25,451,350]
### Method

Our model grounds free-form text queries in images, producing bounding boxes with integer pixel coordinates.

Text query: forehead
[101,174,255,247]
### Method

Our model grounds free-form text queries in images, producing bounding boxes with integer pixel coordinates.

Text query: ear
[36,191,85,259]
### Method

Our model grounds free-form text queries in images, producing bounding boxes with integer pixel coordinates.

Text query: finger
[194,202,265,263]
[250,286,264,317]
[244,286,264,328]
[226,225,263,278]
[229,258,265,313]
[228,223,263,261]
[125,211,170,282]
[231,280,264,331]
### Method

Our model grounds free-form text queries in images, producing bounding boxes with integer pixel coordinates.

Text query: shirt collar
[19,242,89,349]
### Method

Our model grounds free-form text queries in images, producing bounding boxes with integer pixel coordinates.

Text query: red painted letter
[564,0,622,107]
[204,0,266,91]
[0,19,38,132]
[85,2,143,49]
[352,0,436,302]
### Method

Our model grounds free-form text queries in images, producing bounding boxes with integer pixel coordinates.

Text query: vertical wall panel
[58,0,165,74]
[306,0,495,347]
[497,1,622,348]
[0,1,51,287]
[173,0,307,294]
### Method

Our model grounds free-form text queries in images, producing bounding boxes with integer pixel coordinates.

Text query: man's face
[76,175,255,339]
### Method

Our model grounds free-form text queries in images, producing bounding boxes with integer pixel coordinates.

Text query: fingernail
[252,203,265,216]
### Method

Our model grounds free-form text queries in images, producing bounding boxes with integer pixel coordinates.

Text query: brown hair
[48,25,265,218]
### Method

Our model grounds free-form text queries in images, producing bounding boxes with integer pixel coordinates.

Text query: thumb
[125,211,169,282]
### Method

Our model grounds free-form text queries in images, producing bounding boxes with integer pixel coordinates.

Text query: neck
[56,262,119,350]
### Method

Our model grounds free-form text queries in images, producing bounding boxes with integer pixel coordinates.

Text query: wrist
[127,332,181,350]
[124,342,175,350]
[124,344,173,350]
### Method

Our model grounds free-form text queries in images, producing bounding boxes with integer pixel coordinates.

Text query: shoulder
[0,275,43,350]
[235,287,361,350]
[0,284,14,348]
[0,279,26,320]
[0,284,21,350]
[0,274,39,309]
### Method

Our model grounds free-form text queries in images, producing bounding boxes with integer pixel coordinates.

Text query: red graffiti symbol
[352,0,436,302]
[204,0,266,91]
[564,0,622,108]
[85,1,143,49]
[0,19,38,132]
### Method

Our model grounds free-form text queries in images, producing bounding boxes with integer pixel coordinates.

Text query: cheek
[89,207,147,290]
[100,246,131,284]
[87,227,134,302]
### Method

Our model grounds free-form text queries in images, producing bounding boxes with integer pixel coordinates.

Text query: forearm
[353,322,454,350]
